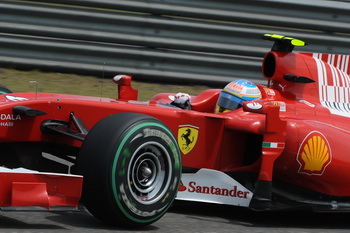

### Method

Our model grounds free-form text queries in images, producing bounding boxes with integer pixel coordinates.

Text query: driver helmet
[215,79,262,113]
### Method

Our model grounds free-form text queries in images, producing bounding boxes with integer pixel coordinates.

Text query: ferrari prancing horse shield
[178,125,199,155]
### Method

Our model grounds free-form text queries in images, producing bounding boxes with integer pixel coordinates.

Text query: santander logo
[178,181,187,191]
[176,169,252,207]
[178,181,249,199]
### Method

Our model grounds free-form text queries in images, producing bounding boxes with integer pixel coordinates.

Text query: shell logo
[296,131,332,175]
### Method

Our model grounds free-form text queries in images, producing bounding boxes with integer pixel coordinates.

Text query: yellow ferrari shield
[178,125,199,155]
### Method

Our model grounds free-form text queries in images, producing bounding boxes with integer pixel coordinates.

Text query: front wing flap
[0,167,82,210]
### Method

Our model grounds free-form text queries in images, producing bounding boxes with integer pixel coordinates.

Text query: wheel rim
[128,142,172,205]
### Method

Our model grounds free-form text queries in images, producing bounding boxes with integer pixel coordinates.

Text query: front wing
[0,167,82,210]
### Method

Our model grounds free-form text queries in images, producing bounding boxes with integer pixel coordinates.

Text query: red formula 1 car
[0,34,349,227]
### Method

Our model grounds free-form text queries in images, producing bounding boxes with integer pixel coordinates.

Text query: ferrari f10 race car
[0,34,349,227]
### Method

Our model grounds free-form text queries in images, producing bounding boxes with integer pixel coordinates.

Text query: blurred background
[0,0,350,87]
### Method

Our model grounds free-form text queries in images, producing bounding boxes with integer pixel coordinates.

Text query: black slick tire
[77,113,181,227]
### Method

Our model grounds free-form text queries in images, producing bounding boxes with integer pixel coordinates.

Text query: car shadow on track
[170,201,350,230]
[45,205,160,231]
[0,205,160,232]
[1,202,350,232]
[0,214,62,230]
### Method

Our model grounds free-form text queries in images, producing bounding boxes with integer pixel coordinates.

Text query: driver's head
[215,80,261,113]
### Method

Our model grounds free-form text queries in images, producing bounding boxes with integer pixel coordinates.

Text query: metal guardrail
[0,0,349,85]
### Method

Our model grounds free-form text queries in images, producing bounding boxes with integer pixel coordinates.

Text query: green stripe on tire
[111,122,180,223]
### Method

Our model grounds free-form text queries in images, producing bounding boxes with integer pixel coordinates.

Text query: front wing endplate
[176,169,253,207]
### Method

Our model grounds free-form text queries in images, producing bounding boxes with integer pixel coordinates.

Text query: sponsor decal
[272,101,286,112]
[226,81,244,93]
[279,84,287,92]
[0,114,21,121]
[246,102,262,110]
[0,114,21,127]
[262,142,285,149]
[0,122,13,127]
[178,181,187,191]
[179,181,249,199]
[296,131,331,175]
[264,87,276,96]
[5,95,28,101]
[176,169,252,207]
[178,125,199,155]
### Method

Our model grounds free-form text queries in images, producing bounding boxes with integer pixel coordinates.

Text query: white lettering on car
[0,114,21,127]
[0,114,21,121]
[0,122,13,127]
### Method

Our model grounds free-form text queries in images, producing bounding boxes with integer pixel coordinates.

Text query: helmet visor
[217,91,245,111]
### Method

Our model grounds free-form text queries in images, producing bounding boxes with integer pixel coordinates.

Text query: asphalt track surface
[0,201,349,233]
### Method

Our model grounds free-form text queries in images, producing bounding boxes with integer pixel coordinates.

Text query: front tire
[0,85,12,94]
[77,113,181,227]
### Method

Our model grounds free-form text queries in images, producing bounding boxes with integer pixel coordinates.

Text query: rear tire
[77,113,181,227]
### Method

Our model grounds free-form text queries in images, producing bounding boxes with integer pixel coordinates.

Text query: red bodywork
[0,169,82,210]
[1,43,350,211]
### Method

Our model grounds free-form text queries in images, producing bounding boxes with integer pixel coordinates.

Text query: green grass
[0,68,215,101]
